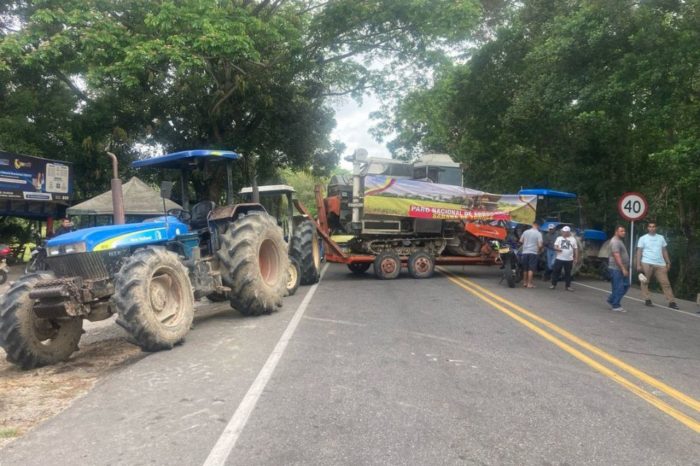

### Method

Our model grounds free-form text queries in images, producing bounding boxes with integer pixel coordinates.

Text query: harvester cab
[0,149,289,370]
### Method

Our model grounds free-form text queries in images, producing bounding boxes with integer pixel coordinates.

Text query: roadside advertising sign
[0,150,73,203]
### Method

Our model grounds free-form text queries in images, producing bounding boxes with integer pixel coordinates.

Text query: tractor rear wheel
[408,251,435,279]
[0,273,83,369]
[218,213,288,316]
[286,257,301,297]
[347,262,371,275]
[113,247,194,351]
[291,219,321,285]
[374,251,401,280]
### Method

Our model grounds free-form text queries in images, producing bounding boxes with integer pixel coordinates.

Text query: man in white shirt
[636,222,679,309]
[549,226,578,291]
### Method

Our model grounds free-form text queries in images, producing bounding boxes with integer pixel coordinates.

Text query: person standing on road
[543,224,558,280]
[636,222,679,310]
[550,226,578,291]
[607,226,630,312]
[519,221,543,289]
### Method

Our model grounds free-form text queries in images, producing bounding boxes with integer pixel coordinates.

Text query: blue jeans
[546,249,556,271]
[608,268,630,308]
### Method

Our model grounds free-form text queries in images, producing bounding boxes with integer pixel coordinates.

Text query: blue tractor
[0,150,289,369]
[518,188,608,276]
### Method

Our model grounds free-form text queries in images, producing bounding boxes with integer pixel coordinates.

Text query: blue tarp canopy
[132,149,241,169]
[518,189,577,199]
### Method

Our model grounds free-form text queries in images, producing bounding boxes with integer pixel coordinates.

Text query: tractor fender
[210,203,267,223]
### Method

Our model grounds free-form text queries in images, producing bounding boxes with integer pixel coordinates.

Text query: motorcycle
[25,243,47,274]
[0,244,12,285]
[495,231,523,288]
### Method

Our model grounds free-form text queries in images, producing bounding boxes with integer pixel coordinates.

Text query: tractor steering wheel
[167,208,192,223]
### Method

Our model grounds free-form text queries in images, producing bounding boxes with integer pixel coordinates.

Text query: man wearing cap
[542,224,558,280]
[550,226,578,291]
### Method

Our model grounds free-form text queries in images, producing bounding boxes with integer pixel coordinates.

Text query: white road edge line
[203,263,329,466]
[574,282,700,319]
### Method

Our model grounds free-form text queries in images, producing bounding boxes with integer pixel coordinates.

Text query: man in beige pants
[636,222,679,310]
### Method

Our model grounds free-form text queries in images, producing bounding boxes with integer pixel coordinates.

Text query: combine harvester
[296,150,538,281]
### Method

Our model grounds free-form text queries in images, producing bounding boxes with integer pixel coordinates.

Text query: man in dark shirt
[54,218,74,237]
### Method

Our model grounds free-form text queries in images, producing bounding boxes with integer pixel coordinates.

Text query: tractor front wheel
[112,247,194,351]
[218,213,289,316]
[291,219,321,285]
[374,251,401,280]
[0,273,83,369]
[286,257,301,297]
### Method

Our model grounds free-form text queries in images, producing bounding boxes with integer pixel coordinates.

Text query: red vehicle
[298,150,536,280]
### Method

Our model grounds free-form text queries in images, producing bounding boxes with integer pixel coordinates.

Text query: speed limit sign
[618,192,648,221]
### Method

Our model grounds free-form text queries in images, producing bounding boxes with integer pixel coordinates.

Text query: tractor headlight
[47,241,87,256]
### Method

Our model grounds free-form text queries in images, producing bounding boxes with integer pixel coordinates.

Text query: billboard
[0,150,72,203]
[363,175,538,224]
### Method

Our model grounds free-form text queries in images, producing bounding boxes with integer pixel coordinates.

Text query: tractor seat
[190,201,216,230]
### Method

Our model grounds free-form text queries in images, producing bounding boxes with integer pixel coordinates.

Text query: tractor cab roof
[239,185,295,196]
[132,149,241,170]
[518,188,577,199]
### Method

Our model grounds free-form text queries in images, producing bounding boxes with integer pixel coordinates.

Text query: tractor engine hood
[46,216,189,254]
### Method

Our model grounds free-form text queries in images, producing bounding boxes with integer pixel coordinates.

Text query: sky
[331,94,393,169]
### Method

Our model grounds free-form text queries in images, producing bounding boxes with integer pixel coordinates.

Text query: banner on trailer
[363,175,537,224]
[0,151,73,202]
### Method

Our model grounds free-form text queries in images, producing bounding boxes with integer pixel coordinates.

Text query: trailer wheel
[408,251,435,279]
[347,262,371,275]
[374,251,401,280]
[286,257,301,297]
[218,213,288,316]
[113,247,194,351]
[290,219,321,285]
[0,273,83,369]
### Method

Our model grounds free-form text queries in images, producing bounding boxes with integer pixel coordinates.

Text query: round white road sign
[618,192,648,221]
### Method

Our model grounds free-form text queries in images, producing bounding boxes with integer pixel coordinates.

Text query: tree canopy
[378,0,700,297]
[0,0,482,199]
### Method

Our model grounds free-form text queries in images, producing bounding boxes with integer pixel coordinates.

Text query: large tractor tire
[0,273,83,369]
[290,219,321,285]
[112,247,195,352]
[218,213,289,316]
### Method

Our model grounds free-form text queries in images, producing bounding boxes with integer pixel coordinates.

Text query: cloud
[331,95,392,168]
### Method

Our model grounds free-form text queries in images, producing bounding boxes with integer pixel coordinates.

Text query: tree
[380,0,700,297]
[1,0,483,200]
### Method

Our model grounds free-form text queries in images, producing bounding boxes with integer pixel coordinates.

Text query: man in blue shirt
[636,222,679,310]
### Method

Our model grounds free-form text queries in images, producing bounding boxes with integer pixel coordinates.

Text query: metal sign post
[618,192,649,285]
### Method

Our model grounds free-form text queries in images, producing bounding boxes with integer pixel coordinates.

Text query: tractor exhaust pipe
[106,152,125,225]
[346,148,368,234]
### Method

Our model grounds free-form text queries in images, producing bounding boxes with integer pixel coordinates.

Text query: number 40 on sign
[618,192,648,222]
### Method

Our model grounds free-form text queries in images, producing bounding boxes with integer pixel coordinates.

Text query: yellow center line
[439,268,700,415]
[439,270,700,434]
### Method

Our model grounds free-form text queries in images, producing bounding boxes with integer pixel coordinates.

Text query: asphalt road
[1,264,699,465]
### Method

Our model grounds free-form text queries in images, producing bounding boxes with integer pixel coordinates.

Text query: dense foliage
[0,0,481,199]
[378,0,700,298]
